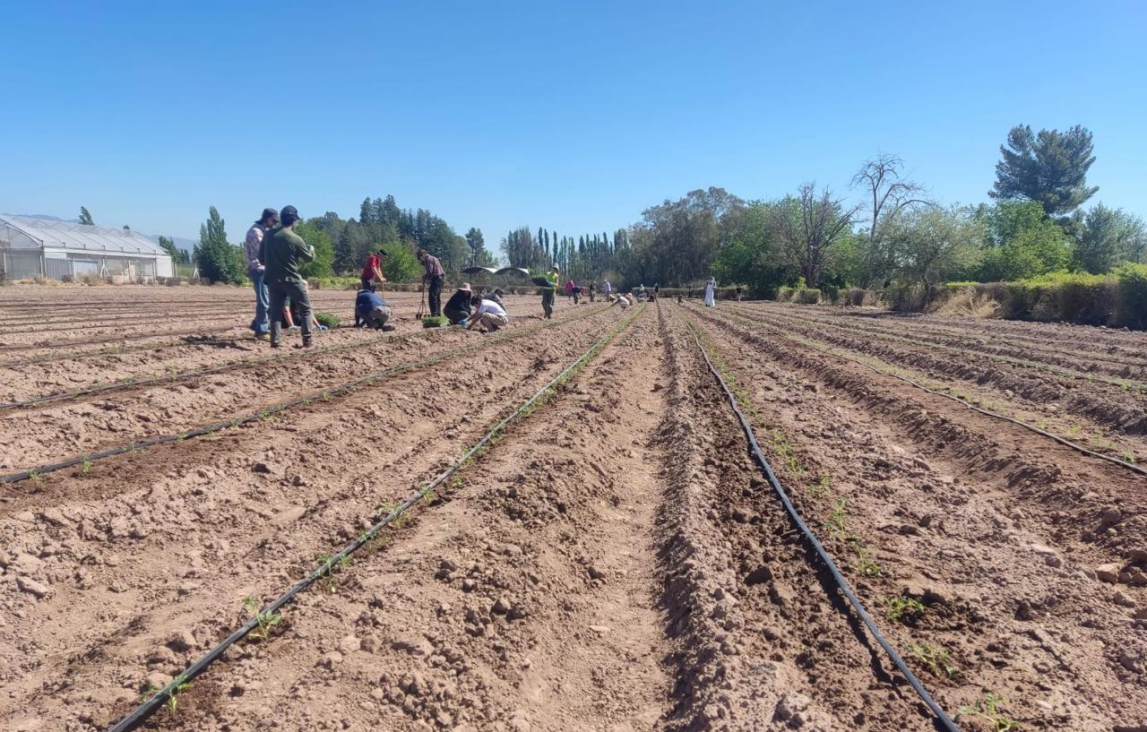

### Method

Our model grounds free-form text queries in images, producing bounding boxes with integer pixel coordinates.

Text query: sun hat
[458,283,472,292]
[256,207,279,224]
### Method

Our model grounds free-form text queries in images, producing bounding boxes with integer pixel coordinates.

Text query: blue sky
[1,0,1143,249]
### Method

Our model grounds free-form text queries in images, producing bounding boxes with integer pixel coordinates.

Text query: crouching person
[354,288,394,330]
[468,294,509,333]
[444,283,474,325]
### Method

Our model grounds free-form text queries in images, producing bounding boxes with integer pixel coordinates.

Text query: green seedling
[957,694,1020,731]
[316,553,339,593]
[229,418,240,429]
[165,674,192,716]
[808,474,830,497]
[243,596,283,640]
[827,498,848,539]
[1122,452,1136,464]
[28,471,43,487]
[80,456,93,475]
[853,544,883,578]
[1067,423,1081,436]
[883,594,926,624]
[907,642,958,679]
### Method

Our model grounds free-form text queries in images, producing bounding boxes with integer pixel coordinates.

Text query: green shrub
[1116,264,1147,330]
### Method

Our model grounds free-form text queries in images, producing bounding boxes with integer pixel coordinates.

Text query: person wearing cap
[245,207,279,341]
[361,248,388,292]
[467,293,509,333]
[602,279,612,296]
[541,266,558,320]
[482,288,505,307]
[444,282,474,325]
[258,205,316,348]
[354,288,394,330]
[416,249,446,317]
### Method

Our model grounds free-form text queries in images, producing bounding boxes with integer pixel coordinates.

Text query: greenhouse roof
[0,215,171,256]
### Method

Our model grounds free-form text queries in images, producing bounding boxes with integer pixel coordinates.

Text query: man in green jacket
[258,205,316,348]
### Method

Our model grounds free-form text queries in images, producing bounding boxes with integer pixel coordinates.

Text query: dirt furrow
[0,307,630,732]
[725,305,1147,443]
[0,304,609,472]
[683,303,1147,730]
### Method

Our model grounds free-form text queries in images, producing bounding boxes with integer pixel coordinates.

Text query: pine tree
[78,207,94,225]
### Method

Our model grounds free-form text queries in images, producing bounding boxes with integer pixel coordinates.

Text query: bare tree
[851,154,933,287]
[770,183,860,288]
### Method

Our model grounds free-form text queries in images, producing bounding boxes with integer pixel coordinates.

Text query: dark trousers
[361,275,373,292]
[428,275,444,317]
[269,279,313,346]
[541,290,555,319]
[444,305,470,325]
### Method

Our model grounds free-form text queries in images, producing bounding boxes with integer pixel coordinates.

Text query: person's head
[416,249,427,261]
[494,288,504,296]
[281,205,300,228]
[470,293,482,307]
[458,282,472,294]
[377,248,388,258]
[257,207,279,227]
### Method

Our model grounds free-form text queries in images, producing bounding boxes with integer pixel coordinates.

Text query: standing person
[602,279,612,297]
[354,288,394,330]
[245,208,278,341]
[541,267,558,319]
[444,283,474,325]
[704,277,717,307]
[654,283,660,301]
[588,282,596,302]
[361,248,388,292]
[417,249,446,317]
[735,285,744,302]
[259,205,316,349]
[468,294,509,333]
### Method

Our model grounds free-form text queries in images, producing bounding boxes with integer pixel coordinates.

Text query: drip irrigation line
[732,304,1147,395]
[681,310,963,732]
[696,306,1147,478]
[0,305,610,485]
[1,324,445,411]
[105,304,643,732]
[0,334,238,368]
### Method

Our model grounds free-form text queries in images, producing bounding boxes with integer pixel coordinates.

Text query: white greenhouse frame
[0,215,174,282]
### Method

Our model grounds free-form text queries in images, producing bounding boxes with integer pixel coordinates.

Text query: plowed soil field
[1,287,1144,732]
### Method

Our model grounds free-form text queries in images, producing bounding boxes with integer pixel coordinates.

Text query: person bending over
[355,288,394,330]
[468,294,509,333]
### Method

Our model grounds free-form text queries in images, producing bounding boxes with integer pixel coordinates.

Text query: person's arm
[373,264,386,283]
[256,232,266,268]
[247,229,263,270]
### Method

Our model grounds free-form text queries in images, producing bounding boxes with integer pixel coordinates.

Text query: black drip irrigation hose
[105,304,643,732]
[681,312,963,732]
[0,334,238,368]
[0,324,443,411]
[696,305,1147,479]
[0,305,610,485]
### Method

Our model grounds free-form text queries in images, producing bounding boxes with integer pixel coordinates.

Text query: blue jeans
[250,269,270,335]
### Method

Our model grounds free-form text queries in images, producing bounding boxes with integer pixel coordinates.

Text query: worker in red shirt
[361,248,388,292]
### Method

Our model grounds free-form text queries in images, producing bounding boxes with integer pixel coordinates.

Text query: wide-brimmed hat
[256,207,279,224]
[458,283,472,292]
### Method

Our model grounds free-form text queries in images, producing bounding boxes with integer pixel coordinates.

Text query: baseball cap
[281,205,300,224]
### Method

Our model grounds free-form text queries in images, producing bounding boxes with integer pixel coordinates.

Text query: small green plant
[28,470,43,487]
[853,544,883,577]
[1067,423,1082,436]
[316,553,338,593]
[165,674,192,716]
[243,596,283,640]
[80,456,93,475]
[229,418,240,428]
[957,694,1020,731]
[884,594,926,624]
[1122,452,1136,464]
[827,498,848,539]
[808,474,830,497]
[907,642,958,679]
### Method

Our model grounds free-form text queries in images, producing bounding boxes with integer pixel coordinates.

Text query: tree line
[187,195,497,285]
[497,124,1142,296]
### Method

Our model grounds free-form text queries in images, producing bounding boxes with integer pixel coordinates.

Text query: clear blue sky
[1,0,1144,249]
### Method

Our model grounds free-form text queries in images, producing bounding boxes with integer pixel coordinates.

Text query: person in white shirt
[602,280,612,296]
[467,295,509,332]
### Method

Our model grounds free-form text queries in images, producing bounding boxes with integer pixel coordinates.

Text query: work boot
[302,337,314,349]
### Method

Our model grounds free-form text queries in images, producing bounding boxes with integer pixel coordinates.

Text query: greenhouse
[0,215,174,282]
